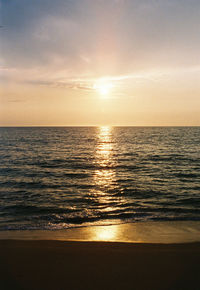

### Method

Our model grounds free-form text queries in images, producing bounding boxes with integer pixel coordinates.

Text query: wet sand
[1,221,200,243]
[0,240,200,290]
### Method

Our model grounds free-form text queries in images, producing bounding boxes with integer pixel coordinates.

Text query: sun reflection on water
[87,126,126,242]
[97,126,112,158]
[94,126,115,190]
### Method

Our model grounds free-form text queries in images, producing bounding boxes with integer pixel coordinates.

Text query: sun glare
[94,225,119,241]
[94,81,114,96]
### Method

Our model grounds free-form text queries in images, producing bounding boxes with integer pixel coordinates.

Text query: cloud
[1,60,200,96]
[1,0,200,87]
[7,99,26,103]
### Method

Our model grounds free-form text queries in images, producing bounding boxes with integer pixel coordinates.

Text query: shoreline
[0,221,200,244]
[1,239,200,290]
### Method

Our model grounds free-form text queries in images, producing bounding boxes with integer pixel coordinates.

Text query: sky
[0,0,200,126]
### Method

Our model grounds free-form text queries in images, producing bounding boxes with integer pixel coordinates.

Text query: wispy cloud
[2,64,200,93]
[1,0,200,77]
[7,99,26,103]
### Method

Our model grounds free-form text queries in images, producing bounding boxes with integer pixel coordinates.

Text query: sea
[0,126,200,232]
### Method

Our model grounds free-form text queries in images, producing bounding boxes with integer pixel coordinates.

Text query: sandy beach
[0,240,200,290]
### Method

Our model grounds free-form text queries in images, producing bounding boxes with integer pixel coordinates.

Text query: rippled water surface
[0,127,200,230]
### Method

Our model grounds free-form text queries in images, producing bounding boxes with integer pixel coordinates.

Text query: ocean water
[0,126,200,231]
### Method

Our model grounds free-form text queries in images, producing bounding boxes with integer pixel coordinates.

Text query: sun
[94,81,114,96]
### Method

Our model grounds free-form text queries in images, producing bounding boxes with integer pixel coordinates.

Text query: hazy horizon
[1,125,200,128]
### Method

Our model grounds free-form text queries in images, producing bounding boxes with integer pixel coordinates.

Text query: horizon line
[0,125,200,128]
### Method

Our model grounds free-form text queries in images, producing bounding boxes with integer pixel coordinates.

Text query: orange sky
[1,0,200,126]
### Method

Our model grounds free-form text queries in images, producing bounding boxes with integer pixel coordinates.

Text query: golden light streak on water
[94,126,115,190]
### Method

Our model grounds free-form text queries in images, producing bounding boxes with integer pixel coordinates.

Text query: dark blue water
[0,127,200,230]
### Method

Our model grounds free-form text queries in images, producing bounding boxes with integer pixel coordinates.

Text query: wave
[1,126,200,230]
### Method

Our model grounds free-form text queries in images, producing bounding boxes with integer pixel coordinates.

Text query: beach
[1,239,200,290]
